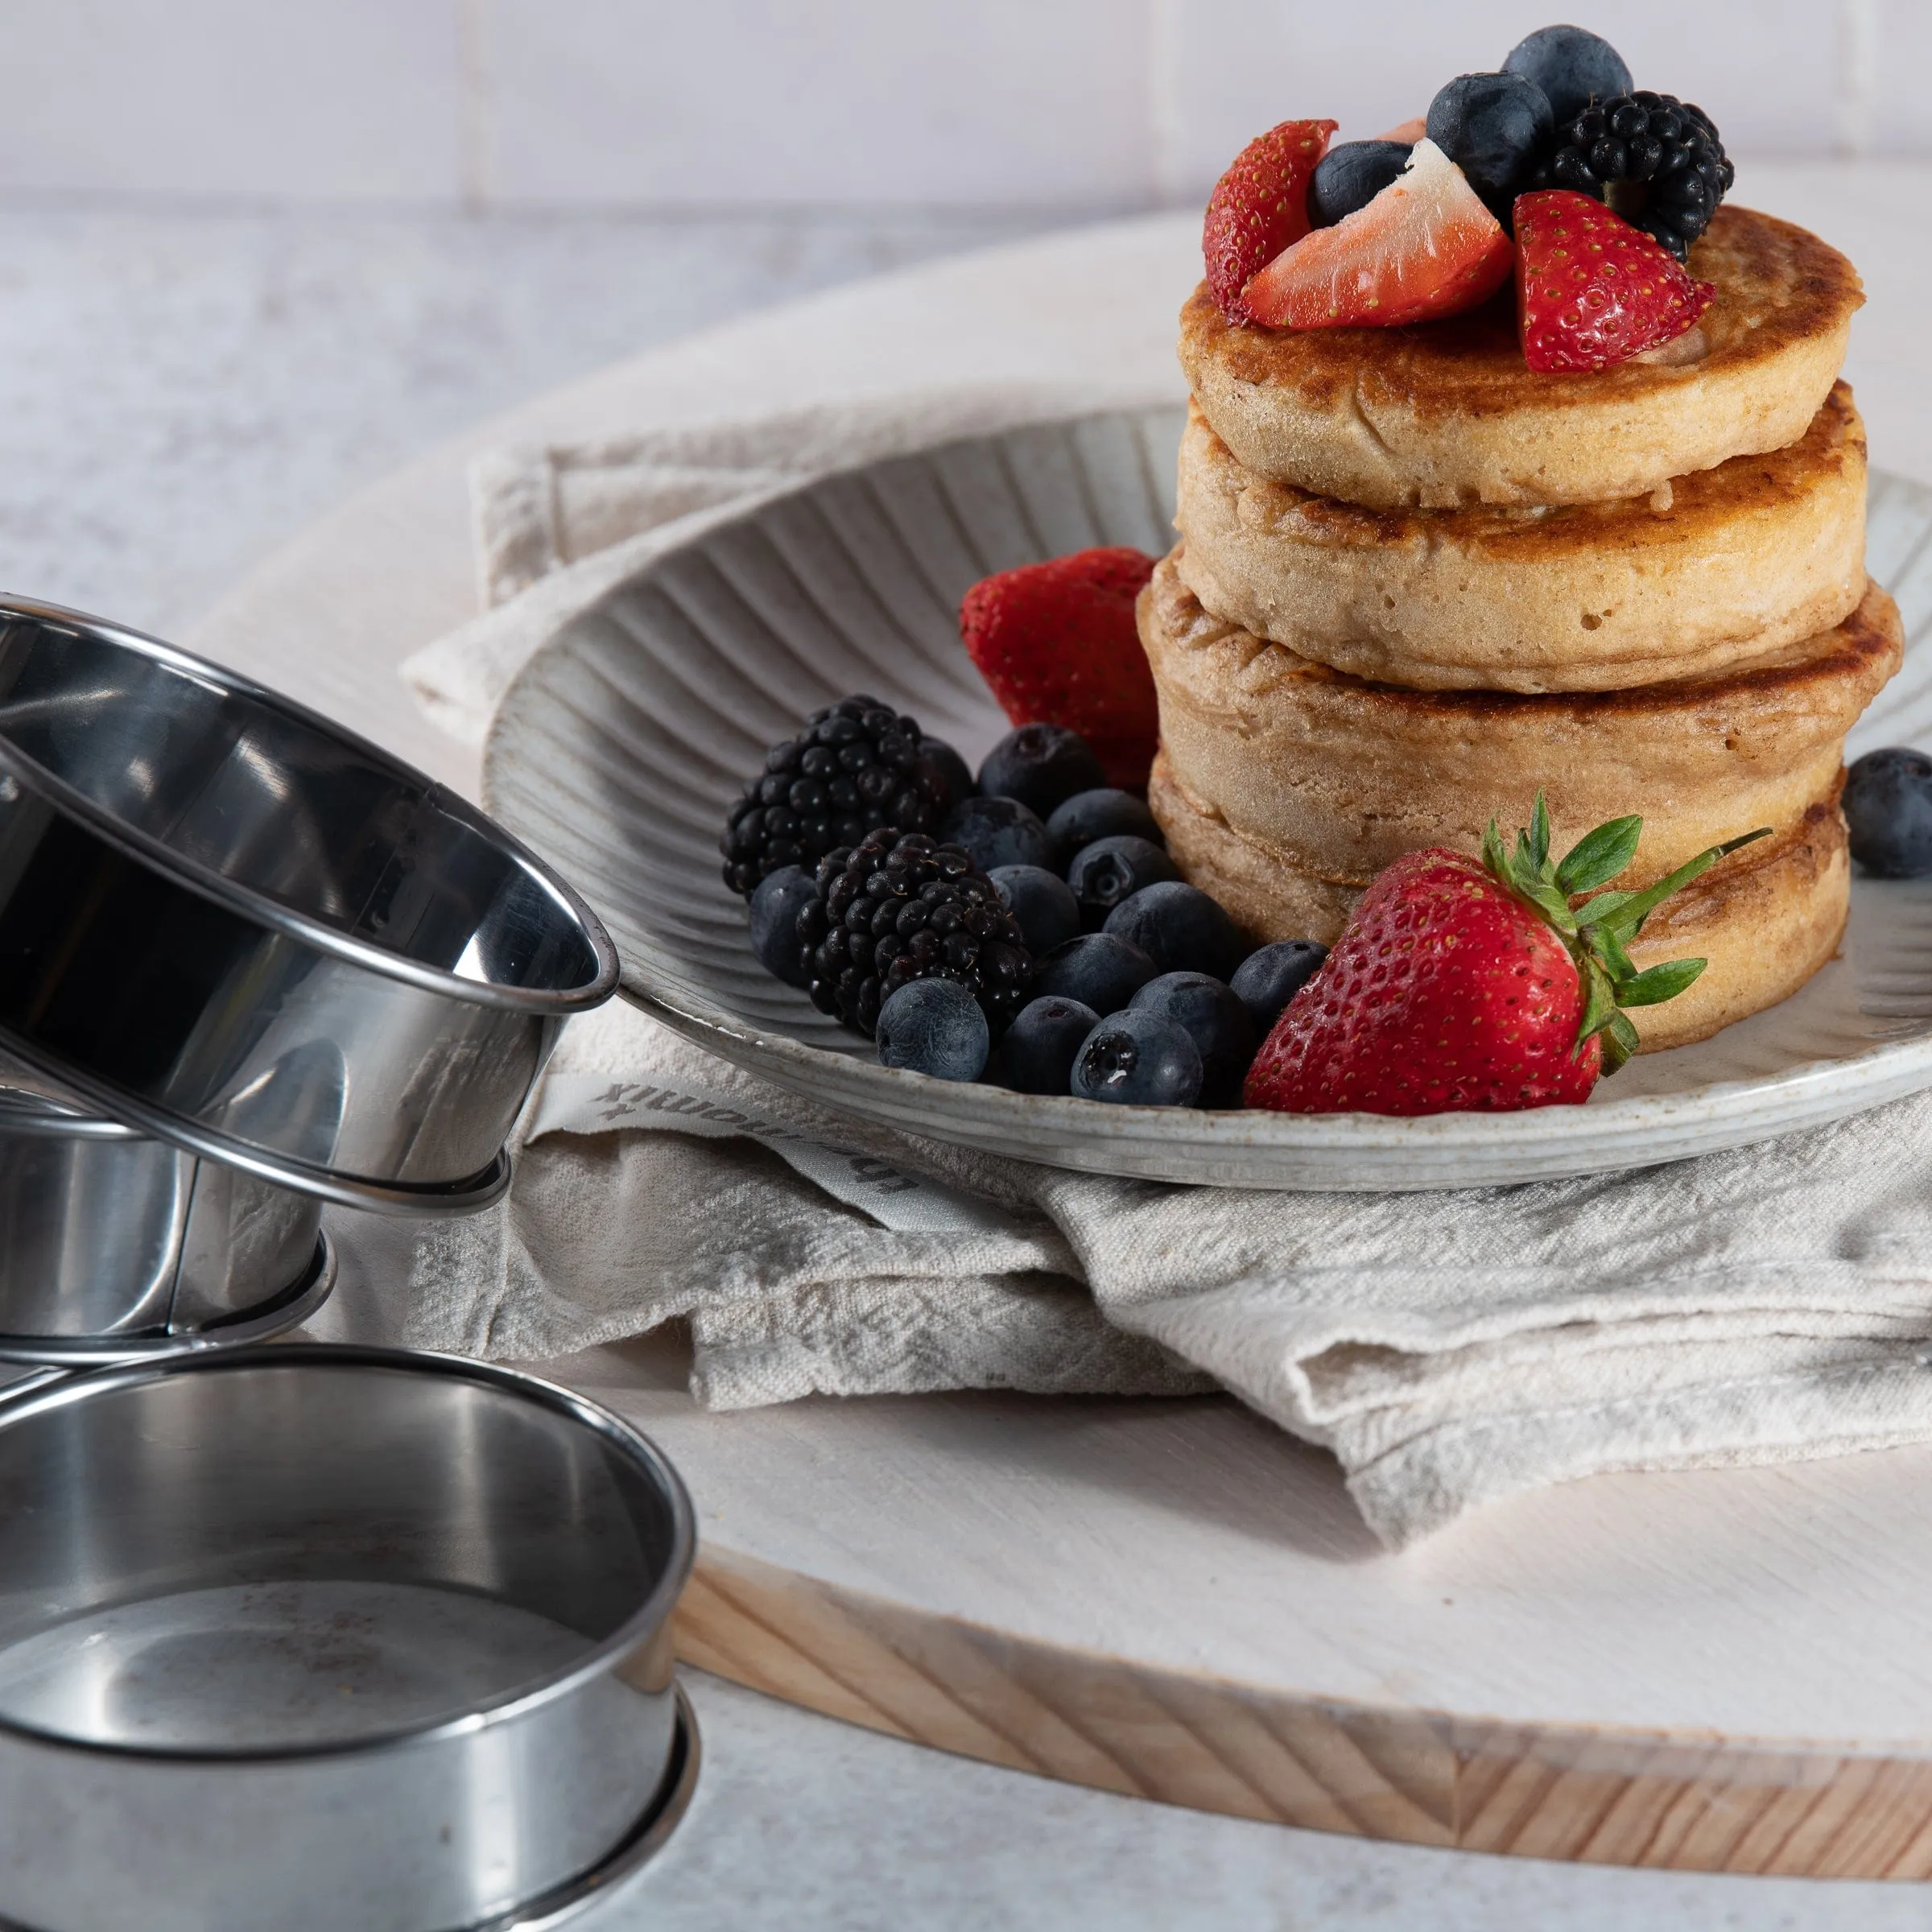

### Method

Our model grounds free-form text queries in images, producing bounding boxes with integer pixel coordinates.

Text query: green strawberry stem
[1480,797,1772,1076]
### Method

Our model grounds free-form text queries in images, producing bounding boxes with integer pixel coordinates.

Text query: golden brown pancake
[1174,386,1868,692]
[1178,205,1864,510]
[1152,755,1848,1053]
[1140,548,1900,893]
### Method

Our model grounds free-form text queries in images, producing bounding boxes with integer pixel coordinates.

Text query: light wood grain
[677,1543,1932,1876]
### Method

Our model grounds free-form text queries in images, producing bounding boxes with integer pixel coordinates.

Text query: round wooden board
[532,1331,1932,1881]
[189,184,1932,1881]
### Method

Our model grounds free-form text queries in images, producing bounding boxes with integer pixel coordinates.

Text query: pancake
[1178,205,1864,510]
[1174,386,1868,693]
[1138,547,1899,892]
[1151,753,1847,1053]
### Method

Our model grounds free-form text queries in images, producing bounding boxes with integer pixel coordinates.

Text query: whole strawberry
[1514,190,1714,373]
[1245,799,1768,1116]
[1203,118,1338,321]
[959,547,1158,791]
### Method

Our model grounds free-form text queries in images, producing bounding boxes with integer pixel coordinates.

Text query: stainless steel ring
[0,1344,697,1932]
[0,597,617,1209]
[0,1230,335,1366]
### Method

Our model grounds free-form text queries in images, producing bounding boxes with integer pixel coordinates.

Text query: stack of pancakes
[1143,205,1897,1051]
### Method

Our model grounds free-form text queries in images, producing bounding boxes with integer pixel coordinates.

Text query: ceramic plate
[485,407,1932,1189]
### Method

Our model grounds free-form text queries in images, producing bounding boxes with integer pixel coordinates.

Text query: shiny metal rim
[0,594,619,1018]
[0,1688,698,1932]
[0,1032,516,1216]
[475,1686,701,1932]
[0,1343,698,1758]
[0,1232,336,1367]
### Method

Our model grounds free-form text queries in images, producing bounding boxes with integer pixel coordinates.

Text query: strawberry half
[1202,118,1338,322]
[1244,799,1769,1116]
[1241,138,1513,329]
[1515,190,1715,373]
[959,548,1158,791]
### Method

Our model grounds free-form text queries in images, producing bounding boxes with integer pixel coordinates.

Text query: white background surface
[0,0,1926,213]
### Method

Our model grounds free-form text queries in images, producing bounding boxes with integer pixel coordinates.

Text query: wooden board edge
[675,1544,1932,1878]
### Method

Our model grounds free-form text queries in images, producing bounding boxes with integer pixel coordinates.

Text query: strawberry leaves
[1482,796,1771,1075]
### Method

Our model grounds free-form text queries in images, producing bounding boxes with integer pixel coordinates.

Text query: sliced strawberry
[1242,798,1769,1116]
[1374,117,1426,142]
[959,548,1158,791]
[1202,118,1338,322]
[1241,138,1513,329]
[1514,190,1715,373]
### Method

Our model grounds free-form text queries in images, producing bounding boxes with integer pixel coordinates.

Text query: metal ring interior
[0,597,618,1017]
[0,1232,336,1368]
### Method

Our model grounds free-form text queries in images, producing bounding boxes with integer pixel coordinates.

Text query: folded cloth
[394,388,1932,1549]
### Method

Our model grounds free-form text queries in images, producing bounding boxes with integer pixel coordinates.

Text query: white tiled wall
[0,0,1920,211]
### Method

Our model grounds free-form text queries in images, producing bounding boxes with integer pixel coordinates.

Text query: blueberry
[1104,882,1245,980]
[919,737,976,809]
[1425,72,1554,225]
[1502,24,1633,127]
[990,864,1080,955]
[997,995,1100,1096]
[1046,787,1162,868]
[876,978,989,1082]
[748,864,818,988]
[1229,939,1330,1033]
[977,724,1108,819]
[1033,932,1158,1013]
[1067,835,1179,929]
[1310,140,1414,227]
[1843,747,1932,878]
[1071,1010,1203,1108]
[941,795,1055,873]
[1129,972,1257,1108]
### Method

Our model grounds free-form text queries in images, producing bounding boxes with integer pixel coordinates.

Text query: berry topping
[1202,118,1339,320]
[720,693,954,897]
[1066,834,1179,929]
[1241,139,1514,330]
[978,723,1108,819]
[959,548,1160,791]
[1228,939,1329,1033]
[748,864,818,988]
[1071,1009,1203,1109]
[1501,24,1633,127]
[989,863,1081,955]
[876,977,991,1083]
[1424,72,1554,226]
[940,794,1055,874]
[1046,787,1163,868]
[1536,90,1733,260]
[1129,971,1257,1108]
[1103,881,1246,981]
[1310,140,1414,229]
[1515,190,1714,372]
[796,828,1033,1038]
[919,737,976,806]
[998,995,1100,1096]
[1243,797,1769,1116]
[1032,932,1158,1015]
[1843,749,1932,879]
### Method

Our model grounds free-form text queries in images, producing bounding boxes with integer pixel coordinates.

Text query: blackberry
[1535,92,1734,261]
[720,695,952,898]
[797,828,1034,1038]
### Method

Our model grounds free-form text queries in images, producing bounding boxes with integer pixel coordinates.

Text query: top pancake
[1179,205,1864,510]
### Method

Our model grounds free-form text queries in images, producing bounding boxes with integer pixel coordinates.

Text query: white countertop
[8,184,1926,1929]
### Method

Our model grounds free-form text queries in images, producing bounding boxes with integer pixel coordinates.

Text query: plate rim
[488,407,1932,1191]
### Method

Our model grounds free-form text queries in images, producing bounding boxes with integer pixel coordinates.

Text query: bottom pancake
[1151,754,1849,1054]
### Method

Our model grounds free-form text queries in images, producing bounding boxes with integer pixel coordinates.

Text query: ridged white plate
[486,407,1932,1189]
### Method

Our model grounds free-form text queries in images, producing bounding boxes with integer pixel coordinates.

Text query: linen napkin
[394,391,1932,1550]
